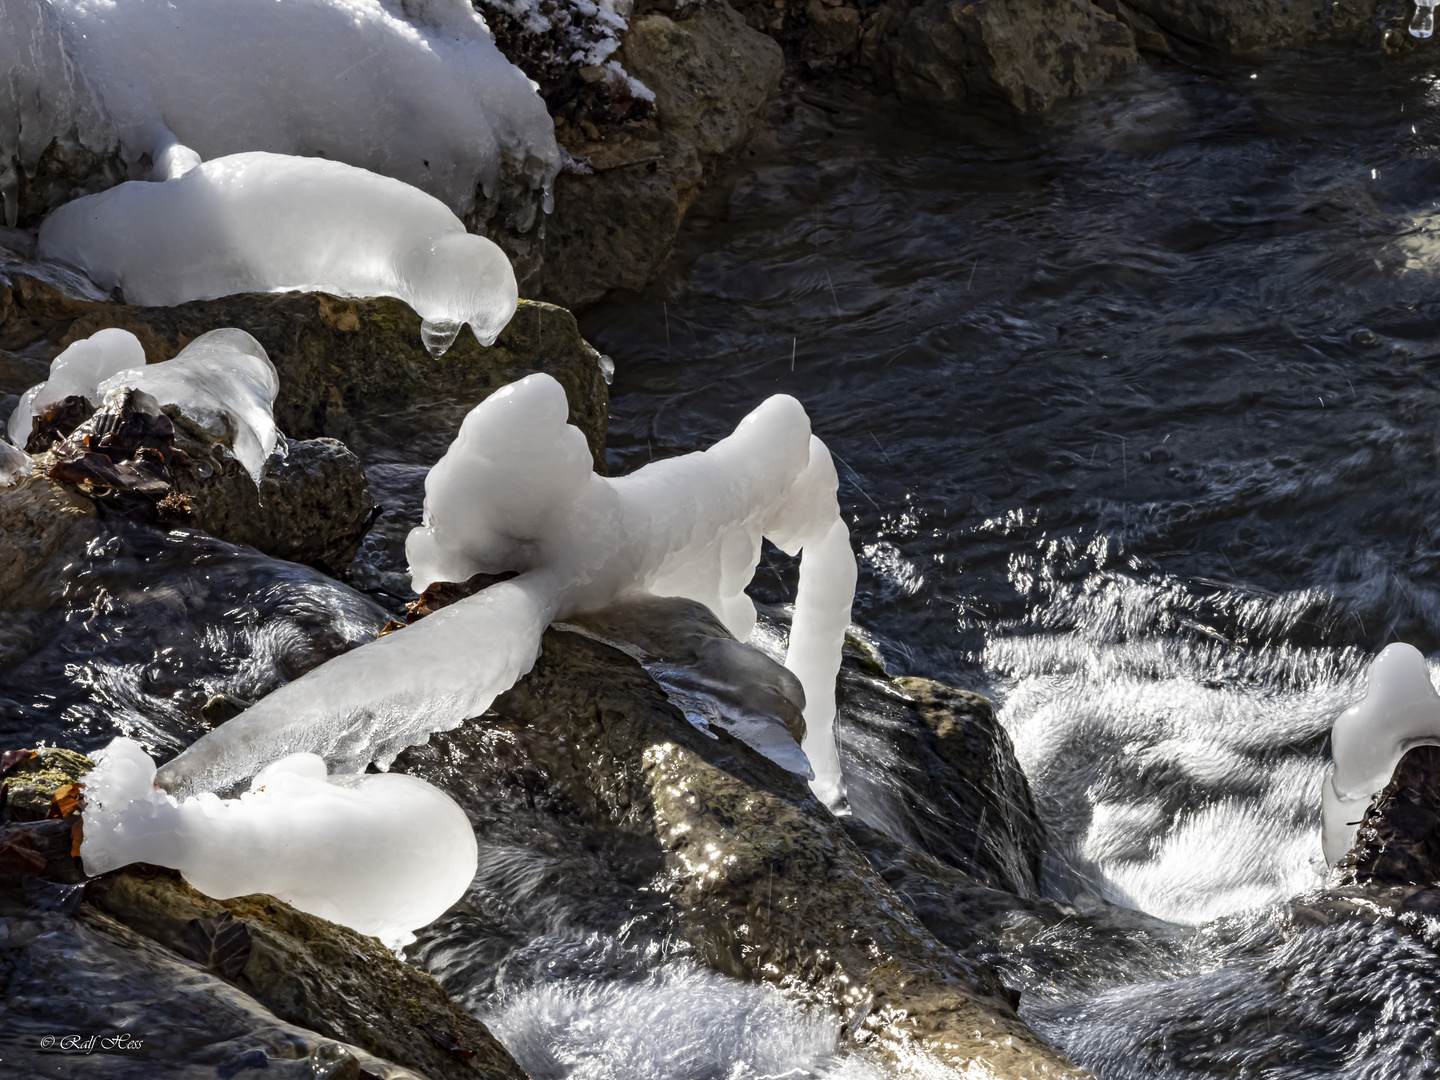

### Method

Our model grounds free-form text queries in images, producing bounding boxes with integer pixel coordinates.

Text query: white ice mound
[16,0,559,215]
[82,737,478,950]
[96,329,281,485]
[6,328,146,449]
[1322,642,1440,864]
[158,373,857,806]
[38,152,519,356]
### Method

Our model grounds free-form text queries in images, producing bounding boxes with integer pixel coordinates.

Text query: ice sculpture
[39,152,518,356]
[95,329,281,484]
[1322,643,1440,864]
[10,0,559,215]
[82,738,478,950]
[158,373,857,806]
[6,328,146,448]
[1413,0,1437,37]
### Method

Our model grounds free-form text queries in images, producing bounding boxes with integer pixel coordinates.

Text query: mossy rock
[93,870,525,1080]
[2,746,93,820]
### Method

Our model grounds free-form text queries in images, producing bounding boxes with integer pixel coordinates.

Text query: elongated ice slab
[8,0,559,215]
[38,152,519,355]
[82,738,477,950]
[1321,643,1440,864]
[97,329,281,485]
[6,328,146,449]
[159,373,857,805]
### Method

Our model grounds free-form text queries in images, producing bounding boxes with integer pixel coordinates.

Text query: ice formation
[0,0,118,226]
[1414,0,1437,37]
[1322,643,1440,864]
[6,328,146,448]
[39,152,519,356]
[7,0,559,215]
[0,439,32,485]
[158,373,856,806]
[82,738,478,950]
[95,329,281,485]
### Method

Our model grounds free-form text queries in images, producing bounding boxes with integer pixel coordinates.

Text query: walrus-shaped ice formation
[1322,642,1440,864]
[38,152,519,356]
[82,738,477,950]
[157,373,857,806]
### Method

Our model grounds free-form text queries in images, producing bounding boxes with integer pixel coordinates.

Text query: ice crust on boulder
[96,329,282,485]
[158,373,857,806]
[39,152,519,356]
[0,0,119,226]
[1322,642,1440,864]
[14,0,559,215]
[6,327,145,448]
[81,737,478,950]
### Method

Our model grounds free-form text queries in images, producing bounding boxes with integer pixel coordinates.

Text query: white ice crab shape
[80,738,478,952]
[156,372,858,808]
[6,327,146,449]
[1322,642,1440,864]
[8,327,282,485]
[38,151,519,358]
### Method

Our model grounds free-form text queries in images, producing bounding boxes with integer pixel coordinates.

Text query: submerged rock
[92,870,525,1080]
[398,626,1090,1078]
[838,645,1046,896]
[0,470,101,608]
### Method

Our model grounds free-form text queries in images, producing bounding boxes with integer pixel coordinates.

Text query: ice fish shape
[6,328,146,449]
[157,373,857,807]
[82,738,477,950]
[1322,642,1440,864]
[96,329,281,485]
[38,152,519,356]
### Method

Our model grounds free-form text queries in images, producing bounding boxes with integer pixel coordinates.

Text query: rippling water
[581,47,1440,1077]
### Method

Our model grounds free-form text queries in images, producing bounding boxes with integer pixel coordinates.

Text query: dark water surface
[581,49,1440,1077]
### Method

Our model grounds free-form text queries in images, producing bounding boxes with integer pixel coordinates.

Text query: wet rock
[92,870,526,1080]
[621,0,785,159]
[0,903,428,1079]
[0,257,609,468]
[540,129,703,310]
[1122,0,1379,54]
[1,746,92,821]
[398,627,1090,1078]
[539,0,782,309]
[1334,744,1440,888]
[0,471,101,608]
[838,642,1045,896]
[172,436,375,571]
[4,132,127,232]
[880,0,1140,115]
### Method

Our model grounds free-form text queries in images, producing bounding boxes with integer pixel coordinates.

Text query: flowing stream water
[8,43,1440,1080]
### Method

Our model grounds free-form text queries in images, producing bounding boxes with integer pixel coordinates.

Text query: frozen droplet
[420,318,462,358]
[1412,0,1435,38]
[598,353,615,384]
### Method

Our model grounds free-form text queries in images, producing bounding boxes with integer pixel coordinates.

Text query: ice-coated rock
[39,152,519,356]
[96,329,281,485]
[1322,643,1440,864]
[158,373,856,806]
[81,737,478,950]
[13,0,559,216]
[6,327,146,449]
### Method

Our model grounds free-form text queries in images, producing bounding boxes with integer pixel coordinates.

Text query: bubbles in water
[1412,0,1435,37]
